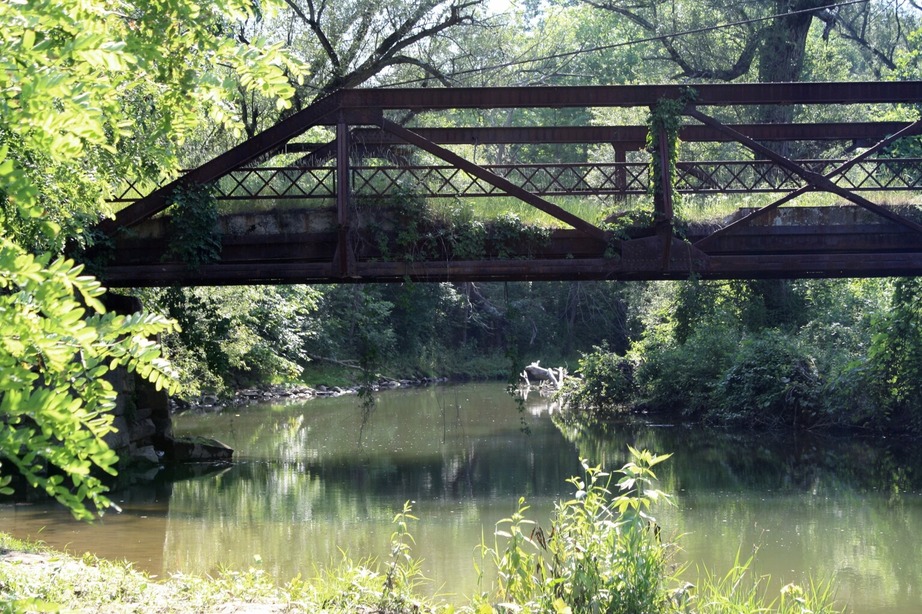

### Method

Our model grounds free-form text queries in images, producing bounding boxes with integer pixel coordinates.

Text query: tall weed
[471,449,842,614]
[474,448,677,613]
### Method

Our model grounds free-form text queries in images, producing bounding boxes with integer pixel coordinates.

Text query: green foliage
[0,528,440,613]
[485,212,551,259]
[868,277,922,433]
[0,241,178,520]
[691,551,839,614]
[358,192,549,263]
[150,285,318,399]
[0,0,304,241]
[647,90,696,219]
[471,450,842,613]
[382,501,427,609]
[600,208,657,241]
[634,324,739,418]
[0,0,303,519]
[163,184,221,269]
[713,330,823,429]
[558,344,635,423]
[545,452,674,613]
[157,287,234,396]
[476,496,545,606]
[563,279,899,430]
[475,450,675,613]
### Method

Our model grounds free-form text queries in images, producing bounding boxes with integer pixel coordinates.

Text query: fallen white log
[522,361,567,390]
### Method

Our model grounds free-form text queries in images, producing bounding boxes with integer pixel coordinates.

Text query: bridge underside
[95,82,922,286]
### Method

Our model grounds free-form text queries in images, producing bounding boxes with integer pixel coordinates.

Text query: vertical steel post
[335,117,354,277]
[650,117,675,269]
[614,146,627,198]
[655,128,674,223]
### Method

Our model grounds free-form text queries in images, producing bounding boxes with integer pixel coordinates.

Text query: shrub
[712,329,823,429]
[474,448,676,613]
[634,324,738,418]
[558,345,635,423]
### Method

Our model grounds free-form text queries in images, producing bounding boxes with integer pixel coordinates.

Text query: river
[1,382,921,612]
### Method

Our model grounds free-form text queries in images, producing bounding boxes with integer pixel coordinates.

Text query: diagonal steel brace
[378,118,608,243]
[687,108,922,250]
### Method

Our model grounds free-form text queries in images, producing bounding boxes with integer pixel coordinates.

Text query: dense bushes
[867,277,922,432]
[633,326,738,419]
[560,278,922,433]
[557,344,635,422]
[711,330,823,429]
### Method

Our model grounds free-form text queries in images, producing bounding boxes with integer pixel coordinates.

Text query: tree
[0,0,302,518]
[581,0,920,82]
[0,241,179,520]
[578,0,921,121]
[228,0,484,136]
[868,277,922,431]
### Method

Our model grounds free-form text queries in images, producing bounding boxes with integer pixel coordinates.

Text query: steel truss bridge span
[96,81,922,286]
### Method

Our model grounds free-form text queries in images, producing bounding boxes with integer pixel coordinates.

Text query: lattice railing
[110,158,922,203]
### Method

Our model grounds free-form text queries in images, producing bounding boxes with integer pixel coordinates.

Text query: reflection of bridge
[96,82,922,286]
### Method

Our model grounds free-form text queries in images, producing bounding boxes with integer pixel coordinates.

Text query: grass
[299,361,364,389]
[0,533,438,613]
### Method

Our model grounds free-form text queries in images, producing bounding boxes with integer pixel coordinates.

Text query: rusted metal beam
[696,118,922,249]
[97,249,922,286]
[337,122,915,147]
[704,253,922,279]
[691,225,922,255]
[339,82,922,111]
[654,128,674,222]
[101,92,344,233]
[335,119,355,278]
[377,117,608,243]
[687,108,922,237]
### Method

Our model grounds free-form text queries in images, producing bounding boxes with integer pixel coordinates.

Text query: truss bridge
[96,81,922,286]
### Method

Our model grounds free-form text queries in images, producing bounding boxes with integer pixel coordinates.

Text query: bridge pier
[102,295,232,467]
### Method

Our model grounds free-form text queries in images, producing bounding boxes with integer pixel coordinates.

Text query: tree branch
[583,0,762,81]
[322,0,480,93]
[819,8,898,72]
[285,0,343,77]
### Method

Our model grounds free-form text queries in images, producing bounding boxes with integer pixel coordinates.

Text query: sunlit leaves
[0,0,306,246]
[0,238,179,520]
[475,451,675,612]
[0,0,308,521]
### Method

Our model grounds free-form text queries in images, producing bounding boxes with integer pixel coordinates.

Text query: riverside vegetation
[0,449,841,613]
[556,277,922,434]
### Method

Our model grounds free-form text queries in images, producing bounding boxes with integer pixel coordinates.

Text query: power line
[380,0,870,88]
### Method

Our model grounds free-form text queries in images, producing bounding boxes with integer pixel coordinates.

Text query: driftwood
[521,361,567,390]
[305,354,363,370]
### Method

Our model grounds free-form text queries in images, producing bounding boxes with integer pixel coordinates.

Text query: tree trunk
[757,1,826,123]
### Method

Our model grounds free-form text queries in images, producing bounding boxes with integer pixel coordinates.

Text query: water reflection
[1,383,920,612]
[165,384,581,593]
[558,420,922,614]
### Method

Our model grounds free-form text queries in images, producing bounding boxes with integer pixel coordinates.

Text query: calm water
[2,382,921,612]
